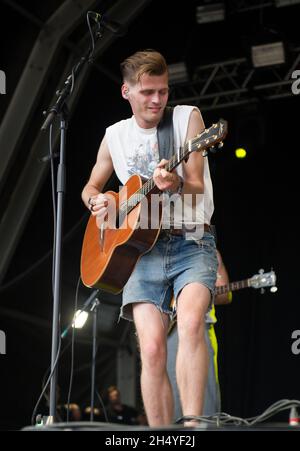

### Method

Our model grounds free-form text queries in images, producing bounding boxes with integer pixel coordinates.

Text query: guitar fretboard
[216,279,250,295]
[119,145,189,218]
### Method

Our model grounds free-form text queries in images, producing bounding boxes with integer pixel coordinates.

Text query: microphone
[88,11,127,37]
[61,289,99,338]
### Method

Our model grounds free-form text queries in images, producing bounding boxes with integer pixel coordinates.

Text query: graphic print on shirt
[127,139,159,179]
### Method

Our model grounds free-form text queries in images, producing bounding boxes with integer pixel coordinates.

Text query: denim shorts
[121,231,218,321]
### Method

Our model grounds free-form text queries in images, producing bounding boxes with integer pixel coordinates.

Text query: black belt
[160,224,212,237]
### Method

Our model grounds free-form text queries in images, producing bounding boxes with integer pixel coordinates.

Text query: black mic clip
[88,12,102,40]
[87,11,126,37]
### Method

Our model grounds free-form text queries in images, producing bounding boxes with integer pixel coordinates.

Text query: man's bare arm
[181,108,205,195]
[215,250,231,305]
[81,136,114,220]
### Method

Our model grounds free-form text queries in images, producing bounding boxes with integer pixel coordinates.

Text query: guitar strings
[118,122,218,219]
[120,145,189,218]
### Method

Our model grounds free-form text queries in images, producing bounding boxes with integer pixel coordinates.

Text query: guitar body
[81,174,162,293]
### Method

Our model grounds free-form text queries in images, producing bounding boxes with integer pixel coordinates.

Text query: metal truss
[168,47,300,111]
[0,0,152,282]
[227,0,300,15]
[228,0,274,14]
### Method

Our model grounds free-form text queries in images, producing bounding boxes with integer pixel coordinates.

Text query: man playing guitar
[81,49,219,427]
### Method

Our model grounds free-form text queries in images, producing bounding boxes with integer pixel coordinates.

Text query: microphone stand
[60,289,101,423]
[90,298,100,422]
[41,29,101,423]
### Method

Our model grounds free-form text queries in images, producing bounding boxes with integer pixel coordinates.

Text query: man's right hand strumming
[87,193,117,229]
[88,193,109,224]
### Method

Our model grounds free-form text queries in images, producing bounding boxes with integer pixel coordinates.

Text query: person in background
[105,385,142,425]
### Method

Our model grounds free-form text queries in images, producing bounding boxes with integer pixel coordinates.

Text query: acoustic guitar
[81,119,228,293]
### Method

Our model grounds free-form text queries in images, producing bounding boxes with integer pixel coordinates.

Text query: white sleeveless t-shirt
[105,105,214,235]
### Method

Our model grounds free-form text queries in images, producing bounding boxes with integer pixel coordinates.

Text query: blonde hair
[120,49,168,85]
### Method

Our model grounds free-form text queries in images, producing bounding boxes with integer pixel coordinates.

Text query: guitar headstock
[189,118,228,156]
[249,269,277,291]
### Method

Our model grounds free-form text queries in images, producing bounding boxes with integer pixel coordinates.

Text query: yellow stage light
[235,148,247,159]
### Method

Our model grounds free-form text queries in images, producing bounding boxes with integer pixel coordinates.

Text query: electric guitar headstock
[249,269,277,293]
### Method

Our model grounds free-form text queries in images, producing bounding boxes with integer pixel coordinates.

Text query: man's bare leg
[176,282,211,426]
[133,303,174,426]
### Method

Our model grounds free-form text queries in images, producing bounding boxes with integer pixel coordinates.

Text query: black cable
[41,341,72,395]
[95,389,109,423]
[31,336,62,425]
[66,275,81,422]
[86,12,97,63]
[49,122,57,293]
[177,399,300,427]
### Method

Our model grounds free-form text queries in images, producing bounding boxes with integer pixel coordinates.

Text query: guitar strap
[157,106,176,228]
[157,106,217,241]
[157,106,174,161]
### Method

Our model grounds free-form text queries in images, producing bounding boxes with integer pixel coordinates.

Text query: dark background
[0,0,299,430]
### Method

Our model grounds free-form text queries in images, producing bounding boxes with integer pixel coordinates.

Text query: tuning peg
[210,146,217,154]
[260,288,265,294]
[218,142,224,148]
[270,267,277,292]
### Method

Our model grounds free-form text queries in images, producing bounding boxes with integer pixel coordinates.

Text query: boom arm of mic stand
[40,49,92,131]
